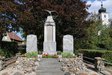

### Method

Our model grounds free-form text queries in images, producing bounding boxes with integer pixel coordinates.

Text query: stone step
[38,72,64,75]
[37,58,64,75]
[37,69,62,72]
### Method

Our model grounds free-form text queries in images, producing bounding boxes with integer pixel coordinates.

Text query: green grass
[61,52,74,58]
[25,51,38,58]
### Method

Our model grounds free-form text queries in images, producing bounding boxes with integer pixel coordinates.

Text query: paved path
[37,58,64,75]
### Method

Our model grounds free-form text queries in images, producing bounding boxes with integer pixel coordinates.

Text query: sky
[86,0,112,19]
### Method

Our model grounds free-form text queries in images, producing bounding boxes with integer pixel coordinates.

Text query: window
[104,15,106,18]
[99,16,100,19]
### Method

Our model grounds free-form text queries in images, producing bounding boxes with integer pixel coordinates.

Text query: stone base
[43,42,57,55]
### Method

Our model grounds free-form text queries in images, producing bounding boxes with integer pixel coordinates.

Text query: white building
[88,2,110,27]
[98,3,110,27]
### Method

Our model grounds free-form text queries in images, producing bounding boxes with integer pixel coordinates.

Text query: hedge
[78,49,112,63]
[0,41,18,57]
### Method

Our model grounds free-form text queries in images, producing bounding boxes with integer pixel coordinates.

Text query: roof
[98,4,106,13]
[8,32,23,41]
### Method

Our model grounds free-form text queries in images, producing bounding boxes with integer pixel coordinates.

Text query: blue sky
[87,0,95,2]
[86,0,112,19]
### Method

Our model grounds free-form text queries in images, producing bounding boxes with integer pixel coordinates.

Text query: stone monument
[63,35,74,53]
[43,15,56,55]
[26,34,37,52]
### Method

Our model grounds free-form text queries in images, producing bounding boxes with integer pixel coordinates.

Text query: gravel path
[37,58,64,75]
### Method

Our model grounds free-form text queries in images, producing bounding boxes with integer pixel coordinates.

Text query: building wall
[2,33,11,42]
[99,13,110,26]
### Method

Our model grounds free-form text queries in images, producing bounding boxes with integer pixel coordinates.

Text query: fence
[80,53,112,75]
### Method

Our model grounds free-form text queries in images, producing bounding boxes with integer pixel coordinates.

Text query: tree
[99,26,112,50]
[82,19,112,50]
[0,0,34,47]
[27,0,89,50]
[0,0,89,50]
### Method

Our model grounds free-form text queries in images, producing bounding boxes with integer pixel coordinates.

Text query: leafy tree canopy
[0,0,90,50]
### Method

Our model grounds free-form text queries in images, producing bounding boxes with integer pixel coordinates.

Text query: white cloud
[87,0,112,18]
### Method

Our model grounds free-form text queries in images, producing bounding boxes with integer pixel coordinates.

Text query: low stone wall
[59,57,99,75]
[0,57,39,75]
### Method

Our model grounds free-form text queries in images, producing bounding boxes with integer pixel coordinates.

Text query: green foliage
[25,0,89,50]
[1,41,18,58]
[102,52,112,63]
[0,0,90,51]
[81,21,112,50]
[25,51,38,58]
[80,21,102,49]
[79,49,105,58]
[79,49,112,63]
[0,48,5,56]
[61,52,74,58]
[0,48,13,58]
[98,27,112,50]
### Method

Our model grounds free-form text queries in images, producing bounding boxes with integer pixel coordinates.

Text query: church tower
[98,1,110,27]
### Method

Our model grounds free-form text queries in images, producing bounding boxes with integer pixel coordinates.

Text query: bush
[102,52,112,63]
[1,41,18,58]
[78,49,112,63]
[78,49,105,58]
[0,48,5,56]
[61,52,74,58]
[25,51,38,58]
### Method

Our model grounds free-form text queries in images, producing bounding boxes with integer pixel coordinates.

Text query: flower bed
[42,53,58,58]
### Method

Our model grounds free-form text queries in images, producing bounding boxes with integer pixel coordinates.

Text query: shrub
[0,48,13,58]
[61,52,74,58]
[0,48,5,56]
[102,52,112,63]
[0,41,18,58]
[79,49,106,58]
[25,51,38,58]
[78,49,112,63]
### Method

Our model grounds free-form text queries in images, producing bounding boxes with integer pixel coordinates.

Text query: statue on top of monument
[44,10,58,19]
[44,10,57,16]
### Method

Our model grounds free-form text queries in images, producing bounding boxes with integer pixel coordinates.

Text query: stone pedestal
[43,42,56,55]
[43,16,57,55]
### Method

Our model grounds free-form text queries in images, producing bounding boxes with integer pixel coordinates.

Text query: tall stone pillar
[43,16,56,55]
